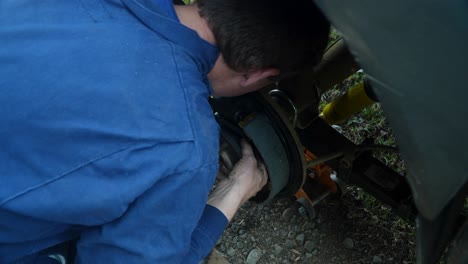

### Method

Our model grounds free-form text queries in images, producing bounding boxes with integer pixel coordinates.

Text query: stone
[295,234,305,246]
[274,244,283,254]
[280,230,288,237]
[227,248,236,257]
[236,242,244,249]
[343,238,355,249]
[285,239,295,249]
[289,254,297,262]
[304,240,315,252]
[245,249,263,264]
[282,208,295,222]
[372,256,383,264]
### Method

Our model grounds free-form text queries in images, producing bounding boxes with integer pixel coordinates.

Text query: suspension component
[321,79,377,125]
[294,149,342,215]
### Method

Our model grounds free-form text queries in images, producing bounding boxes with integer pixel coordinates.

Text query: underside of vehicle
[209,1,468,263]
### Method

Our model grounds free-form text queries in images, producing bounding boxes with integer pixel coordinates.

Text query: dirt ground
[204,187,415,264]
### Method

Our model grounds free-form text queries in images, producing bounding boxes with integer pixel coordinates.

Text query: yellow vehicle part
[321,81,375,125]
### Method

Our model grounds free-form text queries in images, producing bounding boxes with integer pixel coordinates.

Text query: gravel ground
[207,189,415,264]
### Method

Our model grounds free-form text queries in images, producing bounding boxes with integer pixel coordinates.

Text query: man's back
[0,0,221,262]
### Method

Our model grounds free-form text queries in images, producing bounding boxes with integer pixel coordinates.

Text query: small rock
[236,242,244,249]
[343,238,355,249]
[238,229,246,235]
[305,253,313,259]
[372,256,383,264]
[298,206,308,219]
[246,249,263,264]
[273,244,283,254]
[289,254,297,262]
[312,249,319,256]
[227,247,236,257]
[291,215,297,223]
[304,240,315,252]
[282,208,295,221]
[295,234,305,246]
[232,225,240,233]
[285,239,295,249]
[280,230,288,237]
[287,231,296,238]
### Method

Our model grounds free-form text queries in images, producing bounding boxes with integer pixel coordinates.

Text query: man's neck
[174,4,216,45]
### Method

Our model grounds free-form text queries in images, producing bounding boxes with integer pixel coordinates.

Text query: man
[0,0,329,263]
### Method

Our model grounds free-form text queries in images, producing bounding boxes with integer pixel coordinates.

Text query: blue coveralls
[0,0,227,262]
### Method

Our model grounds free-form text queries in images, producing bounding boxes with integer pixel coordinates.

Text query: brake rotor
[211,91,305,202]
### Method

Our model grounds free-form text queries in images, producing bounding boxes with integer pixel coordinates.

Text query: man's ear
[240,68,280,87]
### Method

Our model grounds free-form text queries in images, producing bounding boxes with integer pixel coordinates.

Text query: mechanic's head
[198,0,330,96]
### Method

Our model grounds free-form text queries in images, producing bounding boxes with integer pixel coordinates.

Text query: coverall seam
[0,144,135,206]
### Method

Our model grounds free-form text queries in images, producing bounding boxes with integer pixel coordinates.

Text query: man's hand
[208,140,268,221]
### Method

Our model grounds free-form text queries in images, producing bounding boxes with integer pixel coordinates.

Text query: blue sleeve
[183,205,228,263]
[74,163,226,264]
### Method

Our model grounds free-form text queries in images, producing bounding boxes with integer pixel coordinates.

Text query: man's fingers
[240,139,255,158]
[257,162,268,187]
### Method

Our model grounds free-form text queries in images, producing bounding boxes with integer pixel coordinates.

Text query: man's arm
[182,141,268,263]
[74,141,266,264]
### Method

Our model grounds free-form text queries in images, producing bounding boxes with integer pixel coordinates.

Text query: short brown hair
[197,0,330,77]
